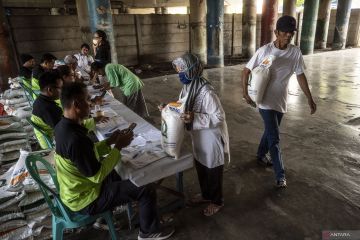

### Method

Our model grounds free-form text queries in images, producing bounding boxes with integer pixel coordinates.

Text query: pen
[108,126,118,133]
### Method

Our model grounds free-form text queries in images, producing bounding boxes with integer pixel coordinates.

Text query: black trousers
[79,170,160,234]
[194,160,224,206]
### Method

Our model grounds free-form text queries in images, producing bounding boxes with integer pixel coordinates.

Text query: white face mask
[92,39,98,45]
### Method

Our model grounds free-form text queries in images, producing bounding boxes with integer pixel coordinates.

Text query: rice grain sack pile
[161,102,184,159]
[248,55,276,104]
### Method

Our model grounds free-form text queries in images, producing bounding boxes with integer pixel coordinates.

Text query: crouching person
[54,82,174,240]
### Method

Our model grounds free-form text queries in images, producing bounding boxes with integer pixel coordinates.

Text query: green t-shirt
[105,64,144,97]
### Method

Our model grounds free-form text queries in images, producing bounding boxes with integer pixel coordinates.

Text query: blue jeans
[257,109,285,181]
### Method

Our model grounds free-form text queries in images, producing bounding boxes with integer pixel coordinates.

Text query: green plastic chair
[25,154,118,240]
[26,117,55,149]
[19,81,39,106]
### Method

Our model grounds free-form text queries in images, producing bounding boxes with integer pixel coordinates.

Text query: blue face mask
[179,72,191,85]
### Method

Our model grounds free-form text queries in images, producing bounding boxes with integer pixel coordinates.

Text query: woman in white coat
[172,53,229,216]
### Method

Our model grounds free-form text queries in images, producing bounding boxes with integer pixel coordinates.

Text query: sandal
[203,203,224,217]
[187,193,211,206]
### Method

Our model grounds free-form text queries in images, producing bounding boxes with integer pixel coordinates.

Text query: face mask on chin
[92,39,98,46]
[179,72,191,85]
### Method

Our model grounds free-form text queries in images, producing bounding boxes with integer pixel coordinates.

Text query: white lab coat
[180,84,230,168]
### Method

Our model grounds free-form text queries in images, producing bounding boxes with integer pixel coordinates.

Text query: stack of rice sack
[0,77,32,120]
[0,150,54,240]
[0,116,34,174]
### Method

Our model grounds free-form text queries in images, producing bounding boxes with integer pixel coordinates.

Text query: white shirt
[74,53,94,79]
[179,84,230,168]
[246,42,305,113]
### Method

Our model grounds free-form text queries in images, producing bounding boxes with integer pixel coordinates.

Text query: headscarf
[172,53,210,130]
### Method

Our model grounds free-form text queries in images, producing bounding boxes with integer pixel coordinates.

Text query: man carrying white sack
[171,53,230,216]
[242,15,317,188]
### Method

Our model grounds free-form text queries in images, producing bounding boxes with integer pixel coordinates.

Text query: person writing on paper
[242,15,316,188]
[171,53,230,216]
[54,82,174,240]
[91,61,148,118]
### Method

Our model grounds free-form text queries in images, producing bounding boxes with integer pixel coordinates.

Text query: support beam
[190,0,207,64]
[0,0,16,91]
[300,0,320,55]
[315,0,332,49]
[260,0,278,46]
[332,0,352,50]
[207,0,224,67]
[155,7,161,14]
[87,0,118,63]
[76,0,92,47]
[283,0,296,18]
[242,0,257,58]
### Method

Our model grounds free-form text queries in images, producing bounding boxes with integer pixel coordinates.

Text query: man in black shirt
[31,70,63,149]
[19,54,35,83]
[54,82,174,240]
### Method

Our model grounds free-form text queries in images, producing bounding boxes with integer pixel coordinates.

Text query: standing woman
[172,53,230,216]
[92,30,111,64]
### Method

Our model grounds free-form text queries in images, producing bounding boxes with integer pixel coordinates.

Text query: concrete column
[315,0,332,49]
[283,0,296,18]
[295,11,303,46]
[300,0,319,55]
[190,0,207,64]
[161,7,168,14]
[207,0,224,67]
[260,0,278,46]
[87,0,118,63]
[0,0,16,91]
[242,0,257,58]
[332,0,352,50]
[155,7,161,14]
[76,0,92,46]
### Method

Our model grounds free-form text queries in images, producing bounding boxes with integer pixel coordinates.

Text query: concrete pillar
[332,0,352,50]
[161,7,168,14]
[76,0,92,47]
[87,0,118,63]
[0,0,17,91]
[190,0,207,64]
[283,0,296,18]
[295,11,303,46]
[300,0,319,55]
[315,0,332,49]
[260,0,278,46]
[242,0,257,58]
[155,7,161,14]
[207,0,224,67]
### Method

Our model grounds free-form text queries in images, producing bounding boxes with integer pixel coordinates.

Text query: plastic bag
[161,102,185,159]
[248,55,276,104]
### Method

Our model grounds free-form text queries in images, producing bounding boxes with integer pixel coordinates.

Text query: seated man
[31,71,63,149]
[74,43,94,80]
[32,53,57,98]
[54,82,174,240]
[19,54,35,88]
[31,70,106,149]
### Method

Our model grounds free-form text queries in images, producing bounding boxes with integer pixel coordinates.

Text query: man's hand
[93,115,109,123]
[100,82,111,91]
[180,111,194,123]
[243,94,256,108]
[105,129,121,146]
[308,98,317,114]
[114,130,134,150]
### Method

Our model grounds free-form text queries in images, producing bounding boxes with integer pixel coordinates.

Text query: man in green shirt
[91,62,148,118]
[54,82,174,240]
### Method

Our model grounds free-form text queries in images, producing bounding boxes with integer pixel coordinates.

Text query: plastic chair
[26,117,55,149]
[25,154,118,240]
[19,81,38,106]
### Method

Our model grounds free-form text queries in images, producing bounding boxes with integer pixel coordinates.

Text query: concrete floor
[68,48,360,240]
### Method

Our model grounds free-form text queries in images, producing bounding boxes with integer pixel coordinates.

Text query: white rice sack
[0,151,21,163]
[161,102,185,159]
[5,97,27,105]
[0,132,28,142]
[2,89,24,100]
[0,225,33,240]
[12,106,32,119]
[0,189,26,210]
[248,55,276,104]
[0,139,29,154]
